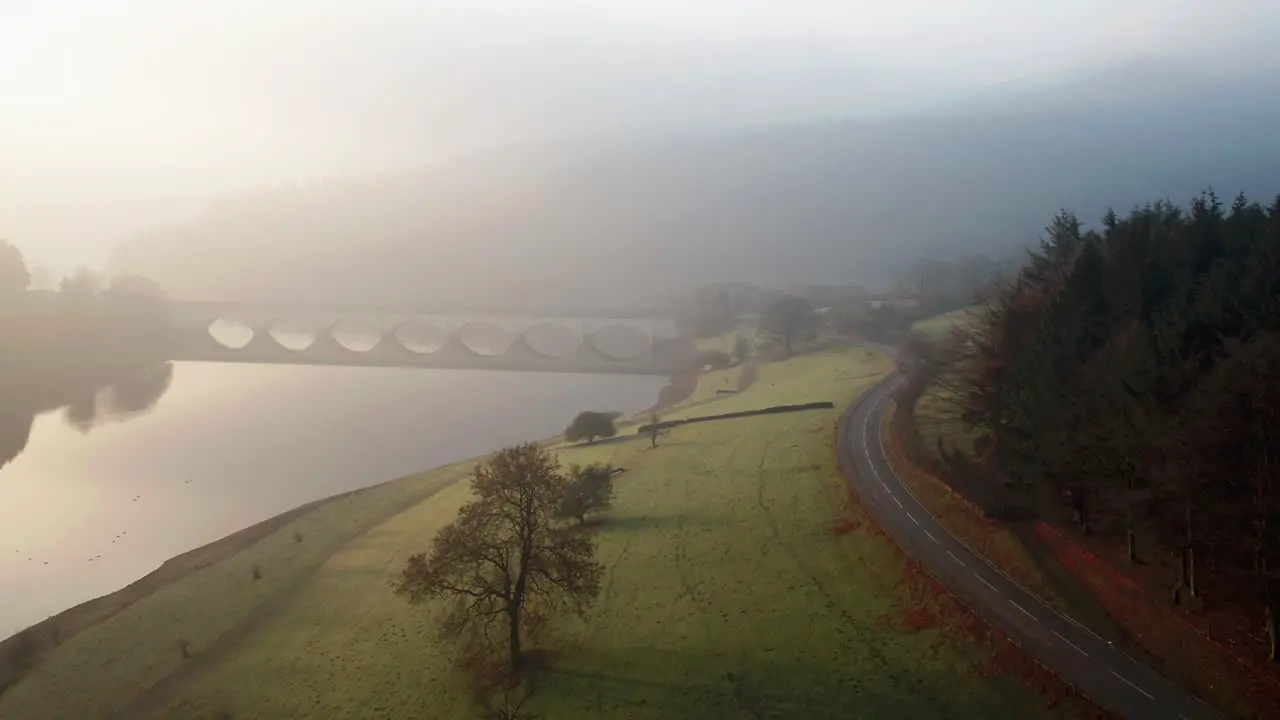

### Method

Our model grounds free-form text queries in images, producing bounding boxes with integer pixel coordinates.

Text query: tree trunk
[1268,605,1278,662]
[1188,545,1198,599]
[1123,460,1137,563]
[1077,489,1090,536]
[508,605,522,671]
[1173,549,1187,606]
[1185,505,1197,597]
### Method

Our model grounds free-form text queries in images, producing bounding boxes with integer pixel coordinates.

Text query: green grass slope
[909,307,985,457]
[1,346,1083,720]
[910,306,978,341]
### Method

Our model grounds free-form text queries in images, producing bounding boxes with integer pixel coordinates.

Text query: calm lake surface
[0,362,663,639]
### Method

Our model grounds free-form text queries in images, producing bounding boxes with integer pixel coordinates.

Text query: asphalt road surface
[838,371,1220,720]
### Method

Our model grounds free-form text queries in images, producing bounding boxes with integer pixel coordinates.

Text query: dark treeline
[0,241,174,469]
[928,191,1280,657]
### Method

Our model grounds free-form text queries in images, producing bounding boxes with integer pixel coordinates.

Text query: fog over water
[0,362,661,639]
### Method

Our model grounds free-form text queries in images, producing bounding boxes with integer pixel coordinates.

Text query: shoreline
[0,368,698,657]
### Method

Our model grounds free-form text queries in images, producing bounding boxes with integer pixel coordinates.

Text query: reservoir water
[0,362,663,639]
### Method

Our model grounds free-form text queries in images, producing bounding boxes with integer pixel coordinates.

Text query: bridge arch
[167,301,684,375]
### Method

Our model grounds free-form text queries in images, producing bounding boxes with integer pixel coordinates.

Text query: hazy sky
[2,0,1278,268]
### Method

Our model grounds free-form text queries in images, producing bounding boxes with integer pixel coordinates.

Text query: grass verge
[881,400,1070,613]
[0,496,329,695]
[834,482,1107,720]
[912,382,984,460]
[0,460,477,719]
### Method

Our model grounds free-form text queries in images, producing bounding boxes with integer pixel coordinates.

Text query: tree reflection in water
[1,363,174,468]
[1,240,175,470]
[64,363,175,434]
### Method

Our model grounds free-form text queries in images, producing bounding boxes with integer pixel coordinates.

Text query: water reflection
[1,363,174,467]
[0,361,663,641]
[0,407,36,472]
[65,364,175,432]
[1,268,173,470]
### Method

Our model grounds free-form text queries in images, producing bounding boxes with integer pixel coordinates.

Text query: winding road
[838,371,1219,720]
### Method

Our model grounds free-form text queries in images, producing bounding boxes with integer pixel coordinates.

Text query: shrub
[564,411,618,444]
[556,464,616,524]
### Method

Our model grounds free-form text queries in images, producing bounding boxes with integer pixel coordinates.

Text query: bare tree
[394,443,604,672]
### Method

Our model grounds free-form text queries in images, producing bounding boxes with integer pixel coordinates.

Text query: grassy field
[1,346,1093,720]
[909,306,978,341]
[913,384,986,459]
[908,307,984,459]
[660,363,745,413]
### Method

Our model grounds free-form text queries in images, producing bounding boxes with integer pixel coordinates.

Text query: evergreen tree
[945,190,1280,651]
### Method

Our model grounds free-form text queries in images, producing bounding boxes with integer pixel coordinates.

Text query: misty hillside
[110,62,1280,310]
